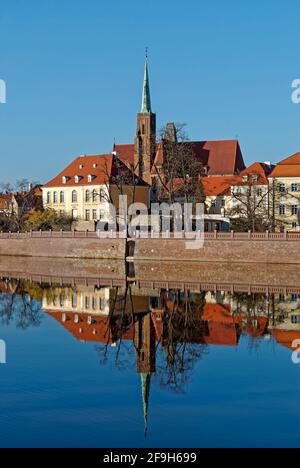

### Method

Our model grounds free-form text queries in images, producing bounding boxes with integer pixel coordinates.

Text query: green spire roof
[141,57,152,113]
[141,372,151,437]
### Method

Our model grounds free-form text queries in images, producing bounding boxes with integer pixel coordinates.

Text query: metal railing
[0,229,299,241]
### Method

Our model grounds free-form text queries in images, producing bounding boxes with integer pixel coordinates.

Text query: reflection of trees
[0,279,43,329]
[95,287,209,393]
[231,292,270,351]
[155,290,208,394]
[96,286,135,371]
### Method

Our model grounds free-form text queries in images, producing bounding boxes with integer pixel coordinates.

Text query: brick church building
[43,55,246,224]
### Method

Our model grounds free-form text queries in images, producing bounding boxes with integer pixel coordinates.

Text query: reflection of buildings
[269,293,300,349]
[134,312,156,436]
[42,286,111,316]
[41,283,300,435]
[43,285,300,350]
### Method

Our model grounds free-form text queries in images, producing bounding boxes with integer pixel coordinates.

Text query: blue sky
[0,0,299,184]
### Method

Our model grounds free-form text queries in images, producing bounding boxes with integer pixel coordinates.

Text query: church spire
[141,49,152,113]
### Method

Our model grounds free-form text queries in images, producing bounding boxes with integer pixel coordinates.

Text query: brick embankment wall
[132,239,300,264]
[0,236,126,260]
[0,256,126,284]
[132,260,300,287]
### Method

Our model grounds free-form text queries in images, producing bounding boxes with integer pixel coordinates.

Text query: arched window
[60,191,64,203]
[72,190,77,203]
[92,189,97,203]
[53,191,57,203]
[47,192,51,204]
[100,189,105,202]
[85,190,90,202]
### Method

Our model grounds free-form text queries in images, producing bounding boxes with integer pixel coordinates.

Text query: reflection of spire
[141,372,151,437]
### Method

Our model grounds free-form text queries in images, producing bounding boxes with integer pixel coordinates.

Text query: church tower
[134,53,156,185]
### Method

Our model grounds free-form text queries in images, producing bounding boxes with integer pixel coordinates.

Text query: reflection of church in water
[42,284,300,433]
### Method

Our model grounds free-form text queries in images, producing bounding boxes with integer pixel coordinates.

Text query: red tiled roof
[246,316,269,338]
[152,139,245,176]
[192,140,245,175]
[44,154,114,188]
[47,311,134,343]
[201,176,237,196]
[205,322,239,346]
[0,194,13,210]
[239,162,274,185]
[270,152,300,177]
[270,329,300,350]
[201,303,236,323]
[44,153,148,188]
[114,144,135,165]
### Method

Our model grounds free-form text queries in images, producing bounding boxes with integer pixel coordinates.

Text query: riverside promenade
[0,230,299,264]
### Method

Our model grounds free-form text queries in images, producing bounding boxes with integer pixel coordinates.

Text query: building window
[72,190,77,203]
[221,199,225,207]
[257,188,262,197]
[53,191,57,203]
[46,192,51,204]
[59,210,64,216]
[85,296,90,309]
[291,205,298,215]
[100,297,106,310]
[291,183,299,192]
[278,183,286,192]
[85,190,90,202]
[291,294,298,302]
[100,189,105,202]
[85,209,90,221]
[291,315,300,324]
[60,191,64,203]
[292,222,298,229]
[279,204,285,215]
[60,293,64,307]
[92,296,97,310]
[92,209,97,220]
[71,294,77,309]
[92,189,97,202]
[279,294,285,303]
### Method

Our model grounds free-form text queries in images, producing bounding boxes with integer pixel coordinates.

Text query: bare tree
[229,181,271,232]
[153,123,205,204]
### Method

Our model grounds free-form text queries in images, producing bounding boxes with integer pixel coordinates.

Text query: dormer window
[92,163,97,169]
[62,176,69,184]
[75,175,82,183]
[79,164,84,169]
[242,175,248,183]
[87,174,95,183]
